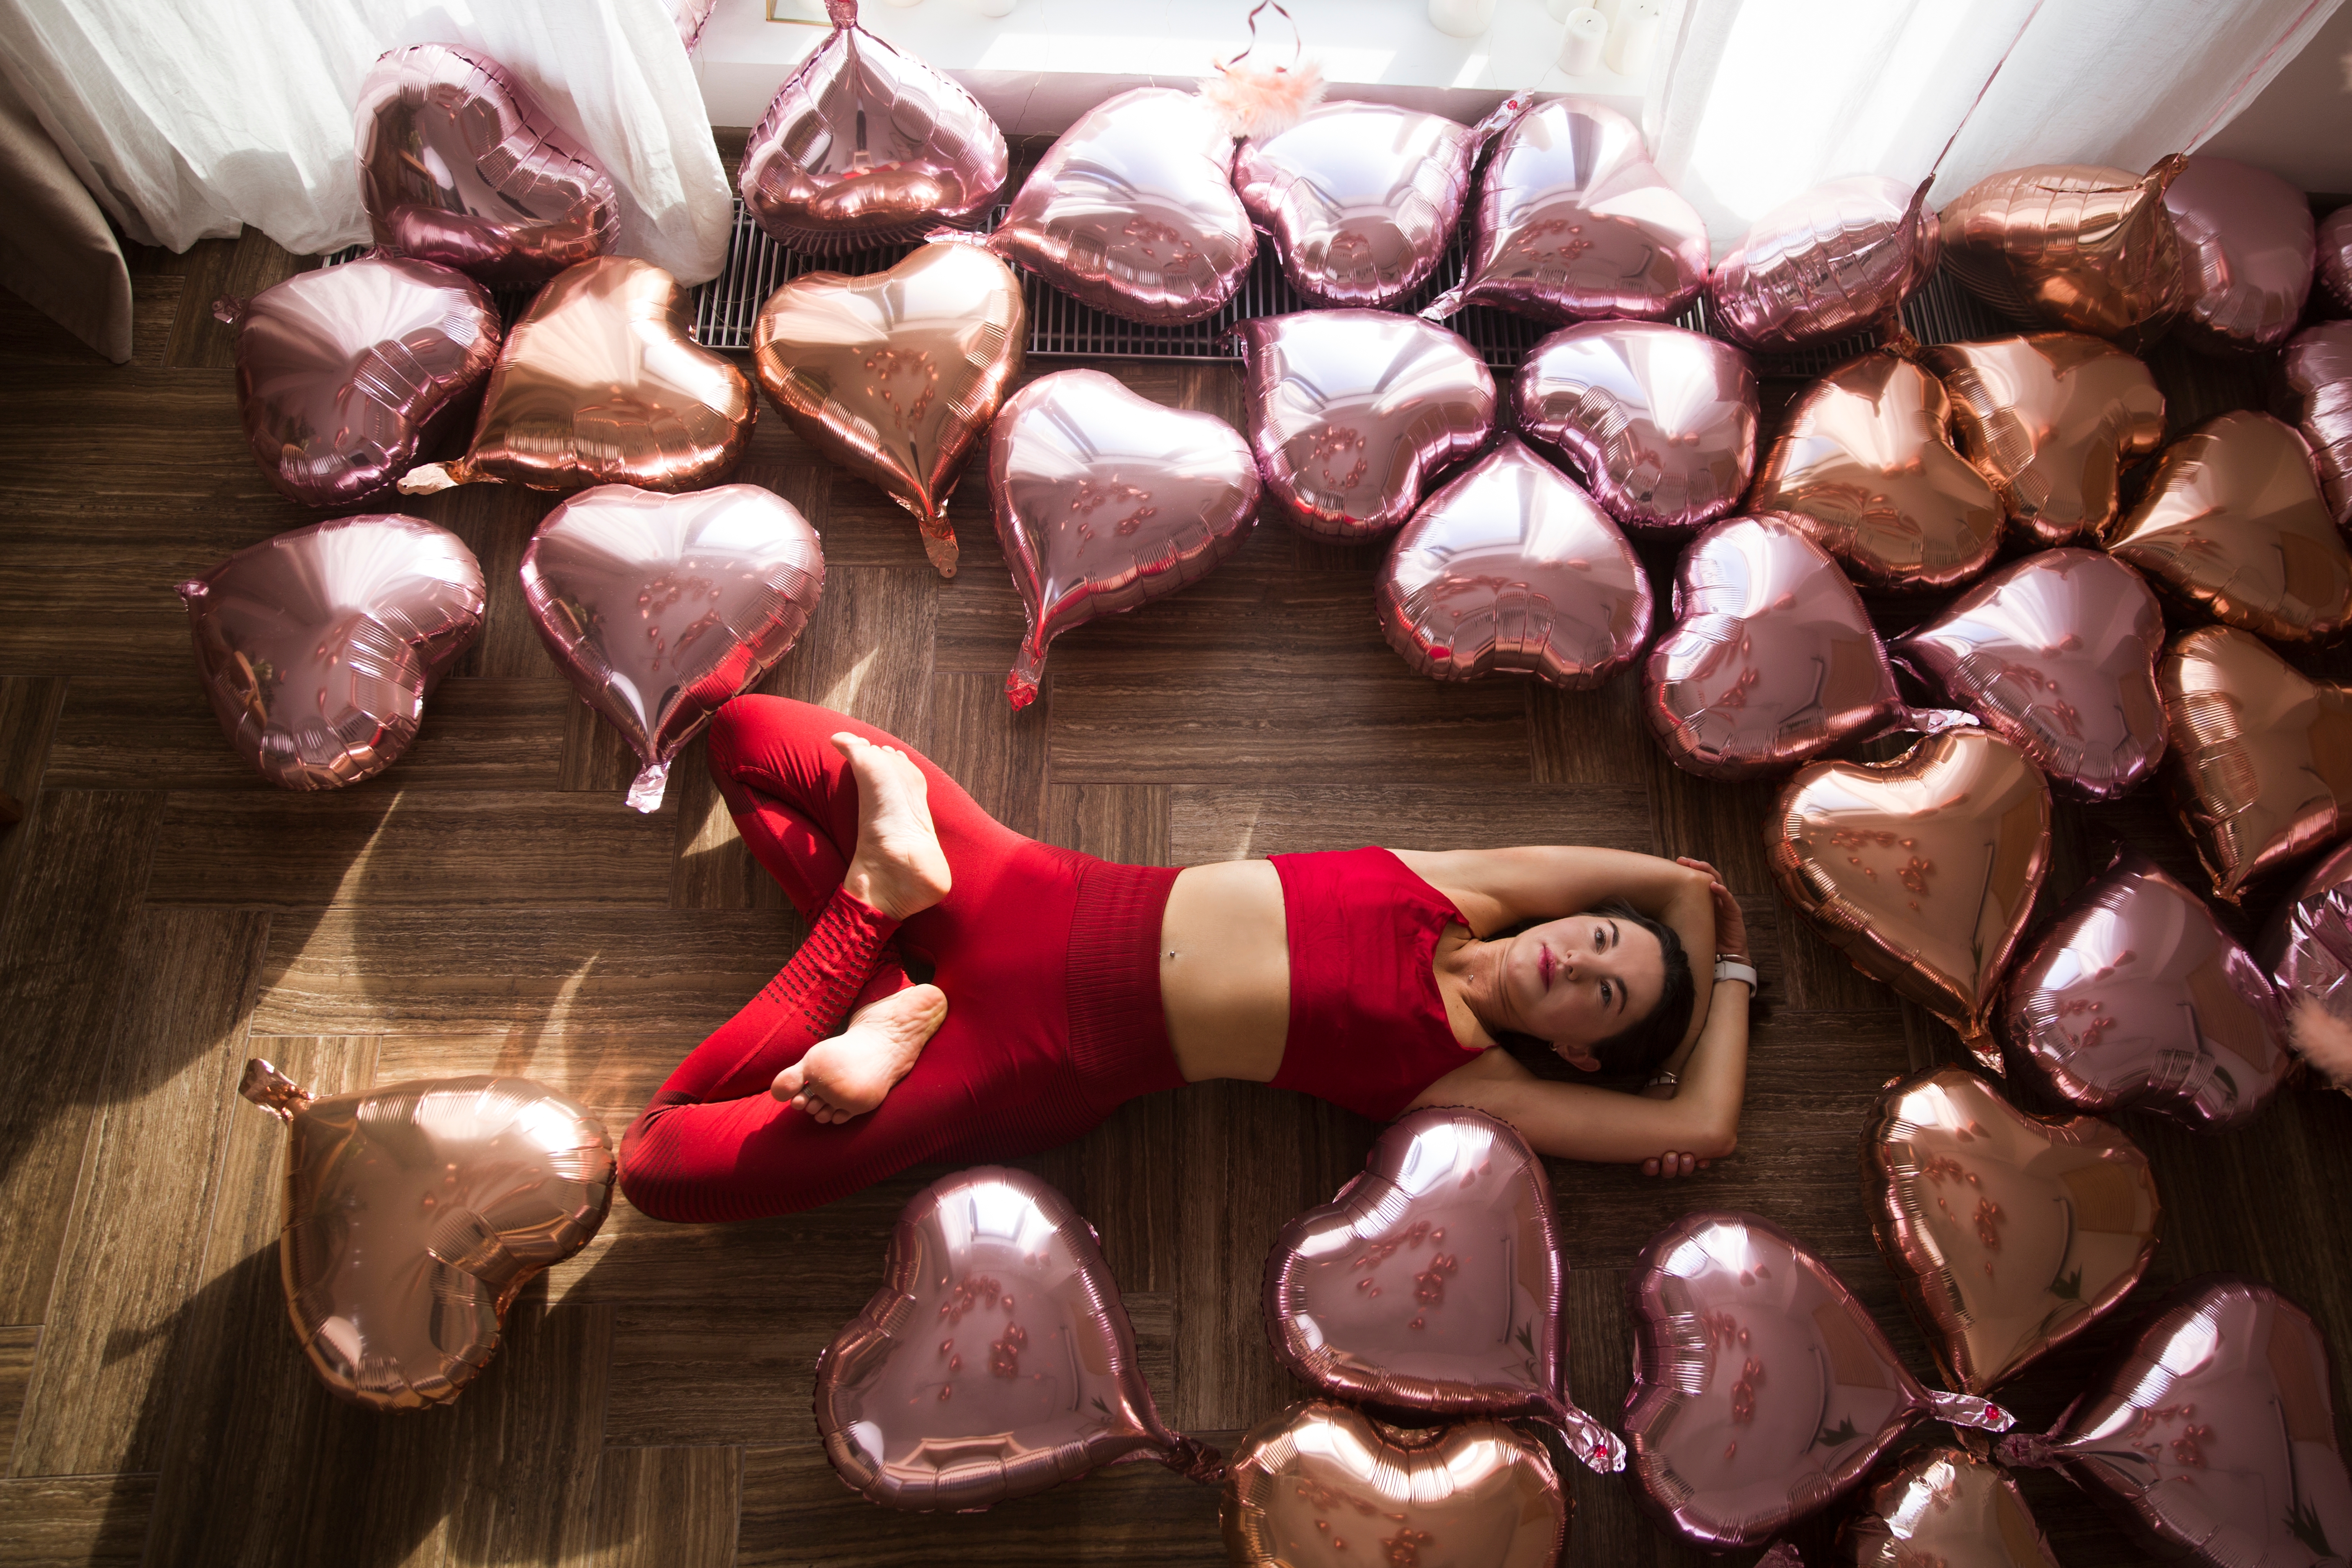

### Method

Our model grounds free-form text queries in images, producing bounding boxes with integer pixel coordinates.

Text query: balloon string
[1927,0,2048,186]
[1217,0,1303,76]
[2184,0,2331,148]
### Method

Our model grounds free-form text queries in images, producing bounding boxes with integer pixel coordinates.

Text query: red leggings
[618,697,1186,1222]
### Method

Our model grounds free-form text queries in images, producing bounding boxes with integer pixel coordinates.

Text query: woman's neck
[1436,927,1512,1044]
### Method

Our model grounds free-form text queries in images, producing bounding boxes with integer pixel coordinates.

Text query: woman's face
[1498,913,1666,1066]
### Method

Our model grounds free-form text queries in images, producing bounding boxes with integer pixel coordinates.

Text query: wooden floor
[1,220,2348,1568]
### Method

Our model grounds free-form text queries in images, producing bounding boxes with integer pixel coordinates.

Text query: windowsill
[689,0,1645,132]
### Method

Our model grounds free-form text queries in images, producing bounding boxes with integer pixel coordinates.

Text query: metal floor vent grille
[333,210,2026,376]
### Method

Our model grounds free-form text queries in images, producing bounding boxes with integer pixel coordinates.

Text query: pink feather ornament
[2288,997,2352,1092]
[1199,1,1325,140]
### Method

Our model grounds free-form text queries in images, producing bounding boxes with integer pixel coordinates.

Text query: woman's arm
[1394,846,1718,1052]
[1411,969,1753,1163]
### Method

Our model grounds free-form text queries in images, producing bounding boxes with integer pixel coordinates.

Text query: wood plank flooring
[2,213,2350,1568]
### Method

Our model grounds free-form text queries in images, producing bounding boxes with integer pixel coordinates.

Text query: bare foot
[772,983,948,1124]
[833,732,952,921]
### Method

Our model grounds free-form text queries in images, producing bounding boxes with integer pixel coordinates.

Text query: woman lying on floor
[617,697,1756,1222]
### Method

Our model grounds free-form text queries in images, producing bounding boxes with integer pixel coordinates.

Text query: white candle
[1428,0,1497,39]
[1606,0,1661,75]
[1558,7,1608,75]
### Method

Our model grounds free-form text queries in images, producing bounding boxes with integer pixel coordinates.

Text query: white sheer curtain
[0,0,732,282]
[1641,0,2346,255]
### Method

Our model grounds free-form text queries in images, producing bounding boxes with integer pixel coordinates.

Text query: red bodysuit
[618,699,1480,1223]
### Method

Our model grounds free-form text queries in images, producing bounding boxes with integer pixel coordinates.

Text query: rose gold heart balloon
[1426,98,1709,325]
[520,484,825,812]
[216,252,499,508]
[238,1058,613,1411]
[1939,158,2187,343]
[1231,100,1481,310]
[354,43,620,289]
[1893,549,2168,802]
[400,257,756,496]
[1262,1107,1625,1474]
[1625,1212,2014,1552]
[2319,206,2352,315]
[1514,321,1759,535]
[1643,514,1951,782]
[752,242,1025,578]
[1996,1278,2352,1566]
[1838,1446,2060,1568]
[176,514,485,791]
[2161,625,2352,903]
[1221,1401,1567,1568]
[2163,154,2316,355]
[739,0,1008,252]
[1233,310,1496,543]
[2259,840,2352,1050]
[1769,729,2052,1066]
[990,88,1255,327]
[2277,321,2352,530]
[1750,351,2004,594]
[2002,848,2291,1134]
[1865,1067,2160,1395]
[1708,176,1940,354]
[1377,438,1651,690]
[2103,410,2352,644]
[1920,334,2166,547]
[814,1166,1216,1511]
[989,370,1259,709]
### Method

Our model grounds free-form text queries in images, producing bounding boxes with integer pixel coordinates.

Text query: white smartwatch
[1714,955,1758,990]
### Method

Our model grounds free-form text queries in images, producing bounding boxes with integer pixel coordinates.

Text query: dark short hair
[1489,899,1693,1078]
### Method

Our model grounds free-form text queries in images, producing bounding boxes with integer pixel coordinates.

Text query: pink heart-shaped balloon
[355,43,620,289]
[1429,98,1709,325]
[238,1058,613,1411]
[1231,100,1480,309]
[1222,1401,1567,1567]
[2001,848,2292,1133]
[1840,1446,2060,1568]
[814,1166,1216,1511]
[1770,730,2052,1065]
[2321,206,2352,314]
[740,0,1008,251]
[2259,840,2352,1054]
[2163,154,2316,354]
[1998,1278,2352,1564]
[1625,1211,2013,1551]
[1893,548,2168,802]
[400,256,759,497]
[519,483,825,812]
[991,88,1256,326]
[177,514,485,790]
[989,369,1260,709]
[1377,437,1651,689]
[216,252,499,508]
[1707,175,1940,354]
[1642,513,1929,781]
[2277,321,2352,531]
[1262,1107,1626,1475]
[1233,310,1496,543]
[1514,321,1759,535]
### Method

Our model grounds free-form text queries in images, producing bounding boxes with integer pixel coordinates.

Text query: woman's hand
[1676,856,1749,959]
[1642,1150,1711,1179]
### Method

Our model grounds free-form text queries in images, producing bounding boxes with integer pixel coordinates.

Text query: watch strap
[1714,957,1758,990]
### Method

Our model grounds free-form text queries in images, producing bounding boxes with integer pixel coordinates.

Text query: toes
[771,1063,805,1102]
